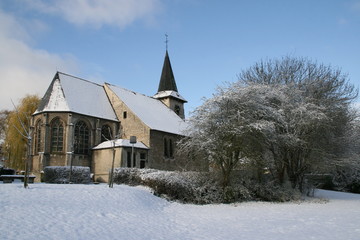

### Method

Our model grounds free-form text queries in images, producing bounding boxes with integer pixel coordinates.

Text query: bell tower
[153,50,187,119]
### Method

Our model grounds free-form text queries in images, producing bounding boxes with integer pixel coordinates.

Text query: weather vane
[165,33,169,51]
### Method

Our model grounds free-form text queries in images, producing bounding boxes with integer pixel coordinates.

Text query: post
[24,127,33,188]
[130,136,137,168]
[69,151,73,183]
[109,139,116,188]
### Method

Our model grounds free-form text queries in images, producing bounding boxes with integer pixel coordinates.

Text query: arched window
[74,121,90,154]
[51,118,64,153]
[101,125,112,142]
[35,120,42,153]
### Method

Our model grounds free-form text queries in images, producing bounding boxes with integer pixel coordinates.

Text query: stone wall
[149,130,208,171]
[104,84,151,146]
[92,147,122,182]
[31,111,119,181]
[159,97,185,119]
[92,146,149,182]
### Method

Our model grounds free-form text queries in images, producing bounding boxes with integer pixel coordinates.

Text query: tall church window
[163,137,174,158]
[35,120,42,153]
[164,138,168,157]
[101,125,112,142]
[74,121,90,154]
[51,118,64,153]
[169,139,174,158]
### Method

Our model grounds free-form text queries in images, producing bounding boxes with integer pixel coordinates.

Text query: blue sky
[1,0,359,115]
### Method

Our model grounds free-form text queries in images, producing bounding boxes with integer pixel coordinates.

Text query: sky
[0,0,360,116]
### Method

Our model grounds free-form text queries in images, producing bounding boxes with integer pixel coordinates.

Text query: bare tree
[4,95,40,188]
[4,95,40,171]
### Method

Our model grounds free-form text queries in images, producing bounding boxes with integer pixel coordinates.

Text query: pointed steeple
[158,50,178,92]
[154,49,187,119]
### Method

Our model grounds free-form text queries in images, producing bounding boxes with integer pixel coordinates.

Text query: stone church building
[31,51,206,182]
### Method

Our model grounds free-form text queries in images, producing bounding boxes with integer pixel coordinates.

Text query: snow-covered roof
[35,72,118,121]
[93,139,149,150]
[153,90,187,102]
[107,84,188,136]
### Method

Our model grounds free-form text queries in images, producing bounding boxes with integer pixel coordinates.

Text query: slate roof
[34,72,118,121]
[158,51,178,92]
[106,84,188,136]
[34,71,188,136]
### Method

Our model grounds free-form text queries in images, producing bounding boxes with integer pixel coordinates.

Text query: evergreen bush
[44,166,91,184]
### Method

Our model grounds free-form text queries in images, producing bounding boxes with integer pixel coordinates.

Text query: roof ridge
[57,71,103,87]
[105,82,153,98]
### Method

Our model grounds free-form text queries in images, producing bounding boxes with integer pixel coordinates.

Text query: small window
[140,152,146,160]
[101,125,112,142]
[126,151,136,167]
[174,105,181,115]
[123,111,127,119]
[127,152,131,167]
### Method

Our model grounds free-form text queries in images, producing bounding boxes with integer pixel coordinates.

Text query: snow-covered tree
[179,57,358,190]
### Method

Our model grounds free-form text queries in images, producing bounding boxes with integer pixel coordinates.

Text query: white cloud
[24,0,161,28]
[0,9,79,110]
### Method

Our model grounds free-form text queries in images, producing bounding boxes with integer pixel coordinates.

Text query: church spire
[154,36,187,119]
[158,50,178,92]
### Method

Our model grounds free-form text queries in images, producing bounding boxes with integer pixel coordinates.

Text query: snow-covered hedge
[113,168,227,204]
[113,168,299,204]
[44,166,91,184]
[251,182,301,202]
[333,166,360,193]
[0,167,15,179]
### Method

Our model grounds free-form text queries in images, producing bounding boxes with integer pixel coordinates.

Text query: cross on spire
[165,33,169,51]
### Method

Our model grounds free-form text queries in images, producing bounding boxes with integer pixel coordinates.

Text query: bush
[0,167,16,181]
[347,181,360,193]
[333,165,360,193]
[114,168,227,204]
[113,168,298,204]
[250,182,301,202]
[44,166,91,184]
[113,168,157,186]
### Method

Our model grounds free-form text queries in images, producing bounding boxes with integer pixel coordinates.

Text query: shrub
[250,181,301,202]
[0,167,16,181]
[44,166,91,184]
[333,165,360,193]
[113,168,298,204]
[113,168,157,186]
[114,168,227,204]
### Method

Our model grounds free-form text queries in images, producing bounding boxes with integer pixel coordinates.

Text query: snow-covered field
[1,182,359,240]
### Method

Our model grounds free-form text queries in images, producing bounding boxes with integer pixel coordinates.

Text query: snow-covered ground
[1,182,359,240]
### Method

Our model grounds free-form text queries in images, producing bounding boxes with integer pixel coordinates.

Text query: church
[31,51,207,182]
